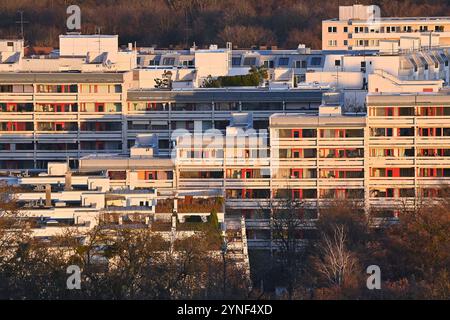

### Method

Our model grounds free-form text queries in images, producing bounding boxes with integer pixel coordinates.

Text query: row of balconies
[0,92,123,102]
[173,177,450,189]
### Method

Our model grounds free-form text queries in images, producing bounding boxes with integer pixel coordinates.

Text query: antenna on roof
[16,11,29,40]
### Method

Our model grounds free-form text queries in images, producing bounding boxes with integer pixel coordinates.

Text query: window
[264,60,275,68]
[95,103,105,113]
[295,60,307,69]
[278,57,290,66]
[214,102,239,111]
[162,57,175,65]
[243,57,257,66]
[310,57,322,66]
[343,27,348,33]
[357,40,369,47]
[291,169,303,179]
[231,57,241,66]
[149,58,160,66]
[181,60,194,67]
[328,26,337,33]
[292,149,302,159]
[328,40,337,47]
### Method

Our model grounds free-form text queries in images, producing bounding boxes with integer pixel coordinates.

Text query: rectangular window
[291,169,303,179]
[292,129,302,139]
[292,149,302,159]
[278,57,290,66]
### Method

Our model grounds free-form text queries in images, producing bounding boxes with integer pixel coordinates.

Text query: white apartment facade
[77,89,450,216]
[11,162,157,238]
[323,4,450,51]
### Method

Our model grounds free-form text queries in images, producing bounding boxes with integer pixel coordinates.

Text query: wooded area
[1,185,449,299]
[1,0,450,49]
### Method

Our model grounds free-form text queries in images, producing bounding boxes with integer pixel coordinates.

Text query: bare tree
[313,225,358,288]
[266,195,311,299]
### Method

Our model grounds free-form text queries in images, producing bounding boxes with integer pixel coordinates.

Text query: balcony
[176,158,224,167]
[271,138,317,148]
[78,93,123,102]
[416,156,450,166]
[369,157,415,166]
[225,178,271,188]
[318,178,364,188]
[245,219,316,230]
[132,180,174,190]
[416,177,450,187]
[369,177,415,187]
[0,132,34,139]
[271,178,318,188]
[34,113,78,121]
[224,157,270,166]
[79,131,122,140]
[369,197,416,208]
[318,138,364,147]
[0,113,33,121]
[274,158,317,167]
[247,239,309,250]
[318,158,364,167]
[369,137,414,146]
[416,117,450,126]
[34,93,78,102]
[0,92,33,101]
[178,178,224,188]
[368,116,414,126]
[416,136,450,146]
[79,113,122,121]
[226,198,271,209]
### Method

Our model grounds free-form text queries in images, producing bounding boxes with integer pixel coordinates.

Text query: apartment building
[7,83,450,248]
[11,161,157,238]
[307,48,450,88]
[126,89,324,156]
[0,34,330,170]
[135,44,325,87]
[323,4,450,51]
[0,72,132,170]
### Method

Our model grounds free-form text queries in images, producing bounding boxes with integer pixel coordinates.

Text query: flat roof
[60,34,118,38]
[325,17,450,23]
[367,91,450,105]
[79,156,174,171]
[270,112,366,127]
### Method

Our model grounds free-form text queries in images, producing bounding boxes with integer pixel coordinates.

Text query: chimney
[45,184,52,207]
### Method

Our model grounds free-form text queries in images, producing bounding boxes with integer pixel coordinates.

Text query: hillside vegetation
[0,0,449,49]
